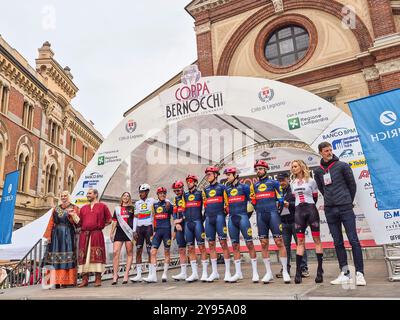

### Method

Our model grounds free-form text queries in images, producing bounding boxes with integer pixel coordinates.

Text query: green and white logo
[98,156,105,166]
[288,117,301,130]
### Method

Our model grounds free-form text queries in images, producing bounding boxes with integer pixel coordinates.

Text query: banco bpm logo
[380,111,397,126]
[288,117,301,130]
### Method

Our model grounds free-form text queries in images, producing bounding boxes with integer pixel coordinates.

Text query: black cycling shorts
[136,225,153,250]
[295,203,320,238]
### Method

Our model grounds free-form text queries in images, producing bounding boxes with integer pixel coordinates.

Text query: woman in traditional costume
[43,191,80,288]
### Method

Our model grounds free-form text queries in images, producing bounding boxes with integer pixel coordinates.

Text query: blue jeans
[282,222,308,272]
[325,205,364,274]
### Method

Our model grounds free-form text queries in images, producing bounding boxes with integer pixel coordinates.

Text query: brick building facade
[126,0,400,118]
[0,37,103,228]
[188,0,400,112]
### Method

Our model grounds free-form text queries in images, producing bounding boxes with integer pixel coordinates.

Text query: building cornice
[68,117,103,150]
[36,59,78,100]
[186,0,233,16]
[0,45,47,103]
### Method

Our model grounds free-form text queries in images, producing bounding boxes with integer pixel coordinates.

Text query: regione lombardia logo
[125,119,137,133]
[258,87,275,103]
[380,111,397,126]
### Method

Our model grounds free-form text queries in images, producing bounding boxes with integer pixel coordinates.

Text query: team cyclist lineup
[119,159,326,285]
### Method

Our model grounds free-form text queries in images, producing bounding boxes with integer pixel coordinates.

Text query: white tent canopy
[1,74,394,260]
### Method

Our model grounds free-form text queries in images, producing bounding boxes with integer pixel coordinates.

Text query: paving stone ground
[1,259,399,300]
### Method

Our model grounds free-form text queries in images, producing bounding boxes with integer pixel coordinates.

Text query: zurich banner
[349,88,400,211]
[0,170,19,244]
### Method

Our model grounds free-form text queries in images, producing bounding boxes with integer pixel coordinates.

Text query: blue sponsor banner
[0,170,19,244]
[348,88,400,210]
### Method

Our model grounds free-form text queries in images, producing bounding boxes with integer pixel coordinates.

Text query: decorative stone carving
[187,0,232,15]
[362,67,380,81]
[376,58,400,76]
[272,0,284,13]
[194,22,211,35]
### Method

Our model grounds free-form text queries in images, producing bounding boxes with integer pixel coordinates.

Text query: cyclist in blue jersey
[171,180,188,281]
[143,187,173,283]
[183,175,209,283]
[250,160,291,284]
[202,166,231,282]
[224,167,259,283]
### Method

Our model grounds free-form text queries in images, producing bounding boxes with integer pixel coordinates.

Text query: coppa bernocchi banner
[66,74,396,245]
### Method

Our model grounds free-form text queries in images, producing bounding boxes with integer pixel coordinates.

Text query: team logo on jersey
[201,232,206,239]
[178,200,184,207]
[223,226,228,234]
[279,224,283,232]
[209,189,217,197]
[188,194,195,201]
[247,228,253,236]
[141,203,147,210]
[156,206,163,213]
[258,184,267,192]
[230,189,238,196]
[167,239,172,246]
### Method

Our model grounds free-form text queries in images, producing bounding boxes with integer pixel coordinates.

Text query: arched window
[17,153,30,192]
[45,162,59,195]
[48,119,61,145]
[67,174,75,194]
[66,165,76,194]
[0,122,9,184]
[15,136,34,193]
[0,84,9,114]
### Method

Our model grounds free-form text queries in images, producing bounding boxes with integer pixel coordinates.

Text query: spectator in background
[314,141,366,286]
[276,172,308,279]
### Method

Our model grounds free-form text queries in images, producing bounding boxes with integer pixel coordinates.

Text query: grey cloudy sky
[0,0,197,137]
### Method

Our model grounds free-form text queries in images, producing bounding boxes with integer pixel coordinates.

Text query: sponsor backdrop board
[70,72,397,245]
[0,171,19,244]
[9,68,395,251]
[219,147,374,250]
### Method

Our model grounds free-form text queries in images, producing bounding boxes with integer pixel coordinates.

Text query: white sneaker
[330,272,351,285]
[262,272,274,284]
[207,272,220,282]
[172,272,187,281]
[185,272,199,283]
[252,273,260,283]
[162,273,168,283]
[130,273,142,283]
[282,270,291,284]
[143,272,157,283]
[356,272,366,286]
[224,272,232,282]
[229,273,242,283]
